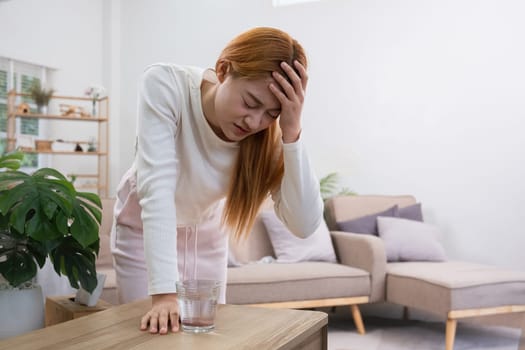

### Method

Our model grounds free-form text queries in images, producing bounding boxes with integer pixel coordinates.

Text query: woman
[111,27,323,334]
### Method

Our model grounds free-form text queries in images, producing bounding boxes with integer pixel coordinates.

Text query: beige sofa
[226,201,378,335]
[324,194,525,350]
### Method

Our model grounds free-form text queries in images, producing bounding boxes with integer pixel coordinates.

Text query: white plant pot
[75,273,106,307]
[0,285,45,339]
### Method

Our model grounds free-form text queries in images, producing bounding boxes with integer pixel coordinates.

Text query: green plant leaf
[77,191,102,208]
[0,170,29,192]
[26,237,49,268]
[70,201,100,247]
[50,237,98,293]
[10,198,38,234]
[55,210,69,236]
[25,206,62,241]
[0,249,37,287]
[32,167,70,183]
[0,151,24,170]
[319,172,356,201]
[77,193,103,225]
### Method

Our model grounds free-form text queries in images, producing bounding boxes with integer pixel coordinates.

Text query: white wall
[116,0,525,270]
[1,0,524,271]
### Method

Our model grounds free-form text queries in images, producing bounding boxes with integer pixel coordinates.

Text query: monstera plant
[0,151,102,293]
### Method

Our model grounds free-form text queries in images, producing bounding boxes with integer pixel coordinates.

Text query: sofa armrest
[331,231,387,302]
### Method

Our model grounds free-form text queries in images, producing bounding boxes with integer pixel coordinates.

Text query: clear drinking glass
[176,279,221,333]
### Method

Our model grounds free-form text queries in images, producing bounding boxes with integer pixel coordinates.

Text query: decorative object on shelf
[16,102,30,114]
[30,80,55,114]
[74,143,84,152]
[87,137,97,152]
[59,103,91,118]
[16,134,35,152]
[0,151,103,338]
[84,85,106,117]
[35,140,53,152]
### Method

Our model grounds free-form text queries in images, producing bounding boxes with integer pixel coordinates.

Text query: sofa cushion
[336,205,399,235]
[227,262,370,304]
[377,217,446,262]
[228,200,275,265]
[260,211,336,263]
[398,203,423,221]
[386,261,525,317]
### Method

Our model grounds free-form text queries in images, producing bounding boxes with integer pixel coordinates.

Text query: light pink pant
[110,169,229,304]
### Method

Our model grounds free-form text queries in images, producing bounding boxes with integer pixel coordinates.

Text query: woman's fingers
[170,309,180,332]
[293,60,308,91]
[270,60,308,143]
[140,293,180,334]
[140,313,150,331]
[158,309,170,334]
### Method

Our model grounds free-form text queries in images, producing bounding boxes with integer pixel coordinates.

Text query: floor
[327,312,524,350]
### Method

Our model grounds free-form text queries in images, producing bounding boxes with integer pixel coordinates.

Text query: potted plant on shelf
[29,81,55,114]
[0,150,102,338]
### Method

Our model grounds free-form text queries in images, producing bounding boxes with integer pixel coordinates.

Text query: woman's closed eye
[243,99,257,109]
[267,111,280,119]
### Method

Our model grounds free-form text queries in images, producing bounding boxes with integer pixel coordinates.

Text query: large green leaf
[32,167,70,183]
[70,201,100,247]
[25,205,62,241]
[0,151,24,170]
[77,192,102,225]
[50,237,98,293]
[26,237,49,268]
[0,250,38,287]
[0,230,18,261]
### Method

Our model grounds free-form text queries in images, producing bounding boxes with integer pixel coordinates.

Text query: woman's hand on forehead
[269,60,308,143]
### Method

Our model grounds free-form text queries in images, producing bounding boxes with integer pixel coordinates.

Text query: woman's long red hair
[218,27,307,240]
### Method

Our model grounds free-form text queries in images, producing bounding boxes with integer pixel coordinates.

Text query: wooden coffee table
[0,298,328,349]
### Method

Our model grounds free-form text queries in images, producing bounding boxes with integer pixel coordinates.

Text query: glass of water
[176,279,221,333]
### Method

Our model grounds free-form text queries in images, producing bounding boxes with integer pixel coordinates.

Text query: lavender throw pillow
[398,203,423,221]
[260,211,337,263]
[377,216,447,262]
[336,205,399,235]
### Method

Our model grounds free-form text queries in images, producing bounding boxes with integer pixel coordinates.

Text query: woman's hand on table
[140,293,179,334]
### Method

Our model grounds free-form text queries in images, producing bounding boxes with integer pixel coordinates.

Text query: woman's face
[212,74,282,142]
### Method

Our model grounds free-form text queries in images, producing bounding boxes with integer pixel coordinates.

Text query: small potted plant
[319,172,355,202]
[0,151,102,337]
[29,81,55,114]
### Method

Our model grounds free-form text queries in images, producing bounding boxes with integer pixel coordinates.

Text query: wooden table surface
[0,299,328,350]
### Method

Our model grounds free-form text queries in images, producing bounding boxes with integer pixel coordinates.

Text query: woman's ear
[216,59,230,83]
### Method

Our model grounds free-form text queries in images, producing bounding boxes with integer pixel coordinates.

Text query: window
[0,68,7,155]
[272,0,321,7]
[0,57,52,169]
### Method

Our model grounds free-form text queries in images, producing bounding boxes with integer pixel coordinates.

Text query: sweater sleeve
[271,137,324,238]
[135,65,181,295]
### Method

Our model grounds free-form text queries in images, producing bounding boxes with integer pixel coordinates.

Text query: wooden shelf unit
[6,90,110,197]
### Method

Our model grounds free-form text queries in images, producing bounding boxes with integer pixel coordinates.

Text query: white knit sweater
[131,63,323,294]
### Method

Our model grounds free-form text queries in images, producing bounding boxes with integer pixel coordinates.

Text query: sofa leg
[402,306,410,320]
[351,305,365,335]
[445,318,457,350]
